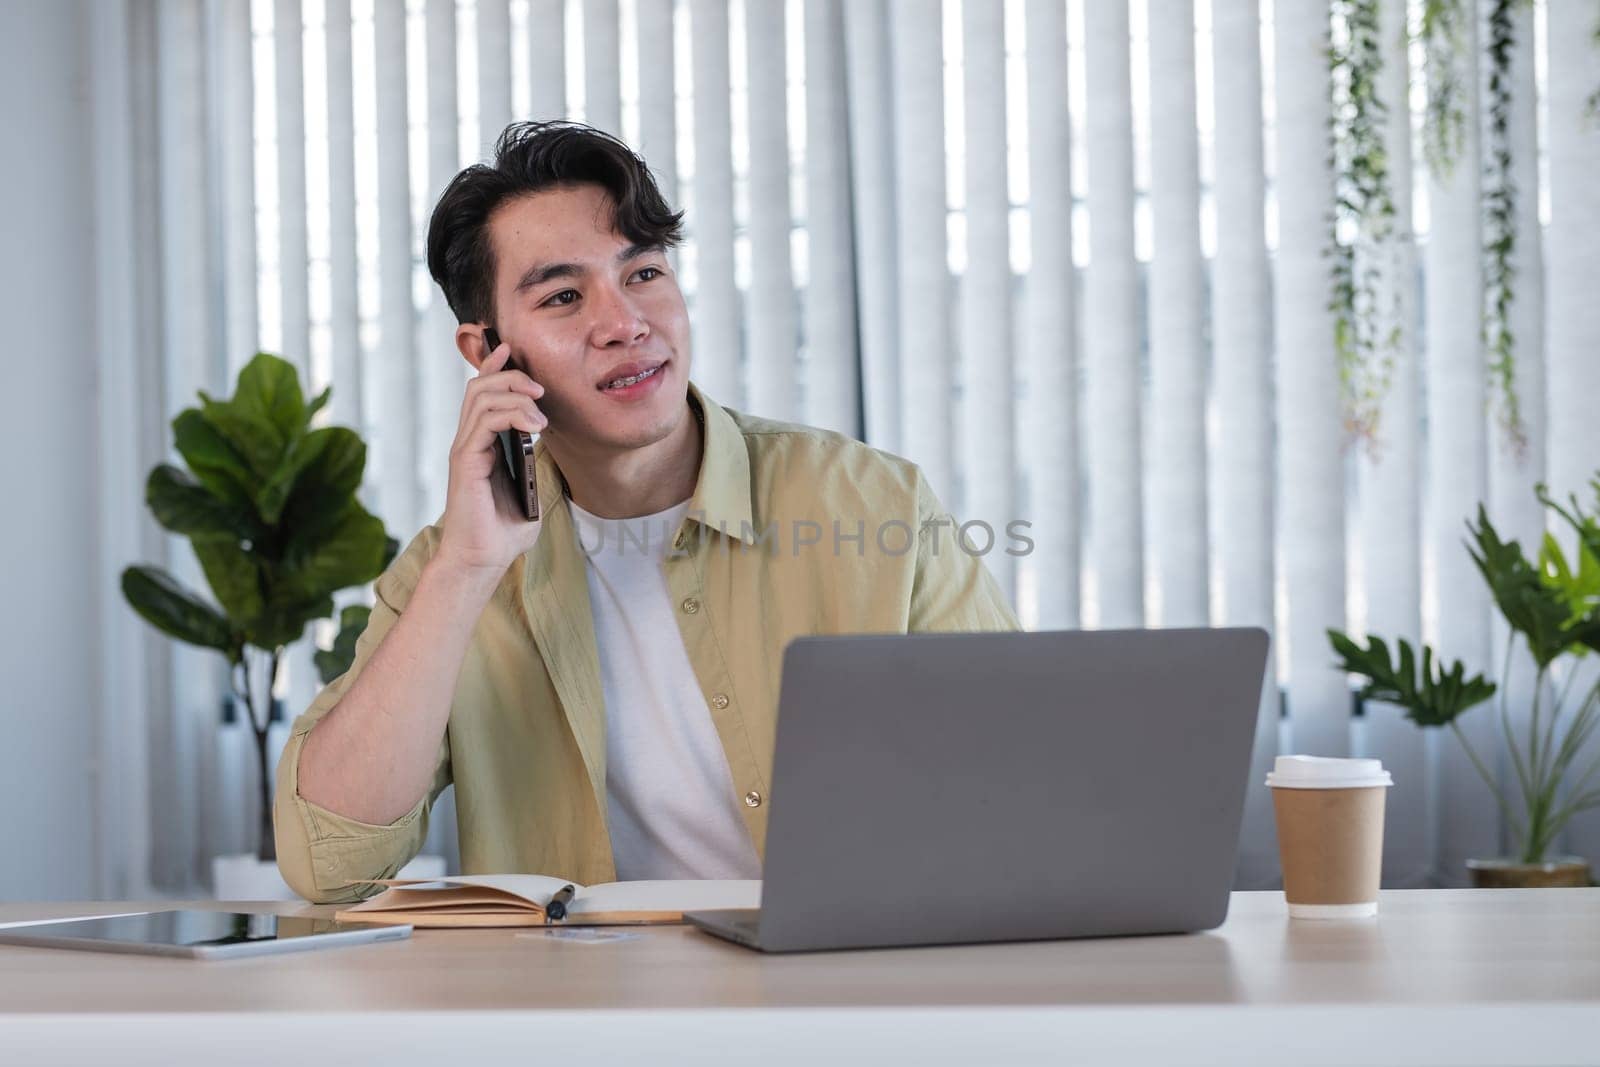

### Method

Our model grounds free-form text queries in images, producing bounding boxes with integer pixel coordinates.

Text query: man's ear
[455,324,494,371]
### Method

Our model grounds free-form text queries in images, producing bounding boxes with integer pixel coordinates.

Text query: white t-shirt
[566,495,762,881]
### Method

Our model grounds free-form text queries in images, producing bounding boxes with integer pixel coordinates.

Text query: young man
[274,121,1018,903]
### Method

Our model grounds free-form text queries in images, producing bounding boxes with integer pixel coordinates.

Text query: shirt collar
[531,380,756,546]
[682,383,757,545]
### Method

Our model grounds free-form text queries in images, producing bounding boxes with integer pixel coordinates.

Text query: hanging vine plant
[1351,0,1600,458]
[1589,10,1600,119]
[1483,0,1530,457]
[1419,0,1469,177]
[1416,0,1533,459]
[1328,0,1401,453]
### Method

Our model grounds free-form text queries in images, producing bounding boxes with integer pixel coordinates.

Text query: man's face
[484,182,691,453]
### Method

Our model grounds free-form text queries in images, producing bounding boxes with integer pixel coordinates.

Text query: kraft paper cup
[1266,756,1393,919]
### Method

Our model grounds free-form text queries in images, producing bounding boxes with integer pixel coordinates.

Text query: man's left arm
[906,469,1022,633]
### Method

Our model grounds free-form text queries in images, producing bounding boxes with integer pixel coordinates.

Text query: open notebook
[332,876,762,928]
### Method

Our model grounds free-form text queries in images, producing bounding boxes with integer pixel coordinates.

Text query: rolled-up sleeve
[907,470,1022,633]
[273,528,453,903]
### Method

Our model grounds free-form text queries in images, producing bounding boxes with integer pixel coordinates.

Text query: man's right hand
[436,340,549,576]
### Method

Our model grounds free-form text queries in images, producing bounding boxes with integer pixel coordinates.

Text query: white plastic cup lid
[1265,755,1393,789]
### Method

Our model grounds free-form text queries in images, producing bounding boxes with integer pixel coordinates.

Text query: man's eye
[635,267,662,282]
[544,290,579,307]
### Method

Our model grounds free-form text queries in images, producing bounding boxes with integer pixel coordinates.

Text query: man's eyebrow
[513,242,665,295]
[618,241,662,262]
[514,260,579,293]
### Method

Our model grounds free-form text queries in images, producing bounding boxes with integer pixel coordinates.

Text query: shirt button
[710,693,730,710]
[744,790,763,808]
[681,597,700,614]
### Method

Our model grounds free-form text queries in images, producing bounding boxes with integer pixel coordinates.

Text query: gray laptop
[686,627,1270,953]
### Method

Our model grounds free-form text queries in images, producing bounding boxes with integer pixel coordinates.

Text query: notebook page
[350,885,536,912]
[373,874,584,905]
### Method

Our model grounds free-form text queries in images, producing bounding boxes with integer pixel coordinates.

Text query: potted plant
[1328,473,1600,887]
[122,353,399,898]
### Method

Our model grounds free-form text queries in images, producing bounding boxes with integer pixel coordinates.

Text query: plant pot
[1466,856,1592,888]
[211,853,450,901]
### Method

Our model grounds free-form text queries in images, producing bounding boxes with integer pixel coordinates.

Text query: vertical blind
[1355,0,1426,883]
[1208,0,1278,873]
[88,0,1600,894]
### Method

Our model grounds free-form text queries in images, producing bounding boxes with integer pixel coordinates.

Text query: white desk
[2,890,1597,1065]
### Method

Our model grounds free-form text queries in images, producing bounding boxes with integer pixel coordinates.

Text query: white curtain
[87,0,1600,894]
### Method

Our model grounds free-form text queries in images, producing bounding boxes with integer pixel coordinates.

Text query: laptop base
[685,909,765,950]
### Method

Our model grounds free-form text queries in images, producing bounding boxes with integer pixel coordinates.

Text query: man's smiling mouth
[599,360,666,391]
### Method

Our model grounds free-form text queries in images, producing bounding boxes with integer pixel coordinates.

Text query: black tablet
[0,911,412,960]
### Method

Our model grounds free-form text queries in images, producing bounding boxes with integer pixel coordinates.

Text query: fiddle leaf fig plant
[122,353,397,862]
[314,604,373,685]
[1329,473,1600,866]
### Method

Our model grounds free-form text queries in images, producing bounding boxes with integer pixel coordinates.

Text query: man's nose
[589,283,648,347]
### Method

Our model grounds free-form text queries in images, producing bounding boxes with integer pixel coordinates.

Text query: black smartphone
[483,327,539,521]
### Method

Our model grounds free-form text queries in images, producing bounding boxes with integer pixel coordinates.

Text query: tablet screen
[0,911,387,952]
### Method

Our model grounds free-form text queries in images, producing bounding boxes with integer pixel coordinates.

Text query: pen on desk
[546,884,576,925]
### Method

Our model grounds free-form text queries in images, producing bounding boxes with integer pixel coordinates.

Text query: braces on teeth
[606,366,659,389]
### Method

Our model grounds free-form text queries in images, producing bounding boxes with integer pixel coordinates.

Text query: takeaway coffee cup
[1266,755,1393,919]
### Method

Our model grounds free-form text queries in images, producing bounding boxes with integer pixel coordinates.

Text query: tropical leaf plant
[1465,505,1600,668]
[1329,474,1600,865]
[122,353,397,862]
[1326,632,1496,729]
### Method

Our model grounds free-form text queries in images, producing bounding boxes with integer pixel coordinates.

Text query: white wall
[0,0,98,900]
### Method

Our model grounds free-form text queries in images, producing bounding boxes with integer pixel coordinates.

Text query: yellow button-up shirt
[274,385,1019,903]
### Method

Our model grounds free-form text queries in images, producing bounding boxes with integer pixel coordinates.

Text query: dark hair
[425,120,685,327]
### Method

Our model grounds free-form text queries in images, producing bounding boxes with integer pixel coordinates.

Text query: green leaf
[312,648,344,687]
[171,409,255,512]
[191,535,264,628]
[1533,476,1600,656]
[314,604,372,684]
[278,505,389,606]
[287,427,366,510]
[305,386,332,424]
[250,593,336,651]
[337,603,370,630]
[1538,478,1600,566]
[1539,533,1600,620]
[121,565,240,661]
[1326,628,1496,728]
[199,397,287,482]
[1465,506,1574,668]
[261,426,365,526]
[145,464,260,539]
[234,353,307,441]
